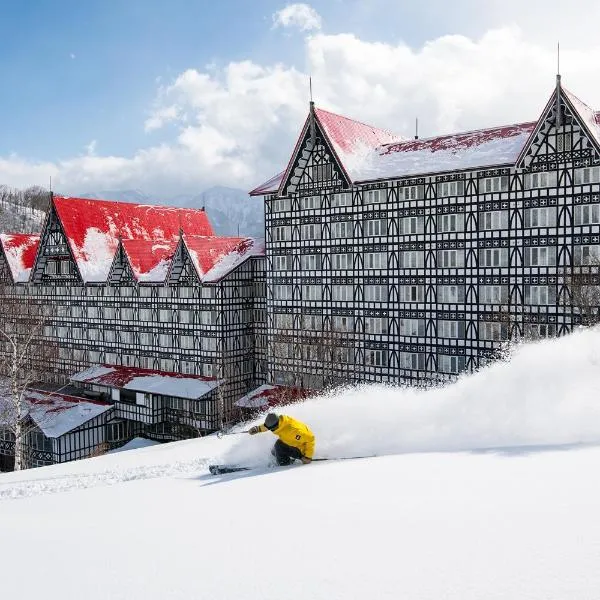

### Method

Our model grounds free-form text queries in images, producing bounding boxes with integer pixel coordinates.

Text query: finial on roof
[556,42,562,128]
[309,77,316,148]
[309,75,313,103]
[415,117,419,140]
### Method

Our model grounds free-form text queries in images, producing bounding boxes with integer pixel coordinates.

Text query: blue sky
[0,0,598,195]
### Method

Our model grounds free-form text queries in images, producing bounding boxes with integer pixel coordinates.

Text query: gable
[167,240,200,286]
[108,245,136,286]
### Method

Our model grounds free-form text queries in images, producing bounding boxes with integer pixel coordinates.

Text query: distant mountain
[80,186,265,239]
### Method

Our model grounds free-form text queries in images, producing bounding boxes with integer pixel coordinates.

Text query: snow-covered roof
[0,233,40,283]
[562,87,600,150]
[52,195,214,283]
[234,384,312,409]
[71,364,221,400]
[249,171,285,196]
[121,239,178,283]
[183,235,265,283]
[25,389,113,438]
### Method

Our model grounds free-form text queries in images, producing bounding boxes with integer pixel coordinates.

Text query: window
[273,285,292,300]
[438,320,464,339]
[365,349,388,366]
[437,180,464,197]
[479,248,508,267]
[525,246,556,267]
[437,250,464,268]
[364,285,387,302]
[481,176,509,193]
[399,251,424,268]
[524,207,557,228]
[399,318,424,337]
[399,285,424,302]
[574,204,600,225]
[332,285,353,301]
[402,185,423,201]
[364,189,386,204]
[438,285,465,303]
[302,285,322,301]
[364,252,387,269]
[201,337,217,351]
[365,219,386,237]
[331,253,353,270]
[272,198,291,213]
[574,166,600,185]
[301,223,321,240]
[274,313,293,329]
[574,245,600,265]
[400,216,424,235]
[274,342,293,359]
[331,221,353,239]
[300,196,320,210]
[272,226,291,242]
[525,171,558,189]
[198,310,217,325]
[526,285,556,305]
[273,255,293,271]
[312,163,332,182]
[525,323,556,339]
[480,321,507,341]
[438,213,464,233]
[479,285,507,304]
[332,315,354,332]
[556,132,572,152]
[159,308,171,322]
[200,287,216,299]
[301,254,320,270]
[399,352,425,370]
[180,310,193,324]
[139,308,152,321]
[365,317,388,335]
[159,333,171,347]
[28,431,52,453]
[331,192,352,207]
[438,354,465,374]
[302,314,322,330]
[334,346,354,364]
[104,329,117,343]
[480,210,508,230]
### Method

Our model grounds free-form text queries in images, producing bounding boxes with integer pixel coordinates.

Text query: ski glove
[249,426,260,435]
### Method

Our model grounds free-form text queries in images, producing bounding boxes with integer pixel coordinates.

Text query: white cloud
[272,3,322,32]
[3,19,600,197]
[85,140,97,156]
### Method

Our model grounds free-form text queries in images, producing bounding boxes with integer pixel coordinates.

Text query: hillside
[0,198,47,234]
[2,327,600,599]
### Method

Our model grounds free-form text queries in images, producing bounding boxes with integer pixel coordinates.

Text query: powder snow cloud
[2,3,600,196]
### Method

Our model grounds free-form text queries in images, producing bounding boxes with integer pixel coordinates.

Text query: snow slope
[2,327,600,599]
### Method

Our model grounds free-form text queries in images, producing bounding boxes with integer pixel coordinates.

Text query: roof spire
[556,41,562,128]
[309,76,316,148]
[415,117,419,140]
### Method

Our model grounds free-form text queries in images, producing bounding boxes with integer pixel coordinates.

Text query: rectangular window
[525,323,556,339]
[364,285,388,302]
[302,285,322,301]
[301,223,321,240]
[332,285,353,301]
[364,252,387,269]
[437,249,464,268]
[438,285,465,303]
[556,132,572,152]
[159,333,171,347]
[480,321,508,341]
[574,244,600,265]
[364,317,388,335]
[524,207,557,228]
[399,318,424,337]
[574,166,600,185]
[332,315,354,332]
[273,285,292,300]
[574,204,600,225]
[312,163,332,183]
[438,320,463,338]
[334,346,354,364]
[274,313,293,329]
[364,189,386,204]
[480,210,509,230]
[364,219,386,237]
[331,192,352,207]
[525,246,556,267]
[331,253,353,270]
[525,171,558,189]
[438,213,464,233]
[272,198,291,213]
[273,255,293,271]
[399,352,425,370]
[272,226,291,242]
[331,221,353,239]
[302,314,322,330]
[526,285,556,305]
[479,285,508,304]
[365,349,388,366]
[399,251,424,268]
[437,180,465,197]
[401,215,423,235]
[438,354,465,374]
[159,308,171,322]
[481,176,509,193]
[300,195,320,210]
[402,185,423,201]
[300,254,320,270]
[399,285,424,302]
[479,248,509,267]
[274,342,294,359]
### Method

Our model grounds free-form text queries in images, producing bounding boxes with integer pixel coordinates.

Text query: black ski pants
[272,439,303,466]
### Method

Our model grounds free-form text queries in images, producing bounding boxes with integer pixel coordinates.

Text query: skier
[249,413,315,465]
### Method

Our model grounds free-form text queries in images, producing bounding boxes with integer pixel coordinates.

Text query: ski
[208,464,252,475]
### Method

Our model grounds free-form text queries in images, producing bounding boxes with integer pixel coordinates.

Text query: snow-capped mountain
[81,186,265,238]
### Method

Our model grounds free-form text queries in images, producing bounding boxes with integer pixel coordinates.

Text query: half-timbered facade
[251,79,600,387]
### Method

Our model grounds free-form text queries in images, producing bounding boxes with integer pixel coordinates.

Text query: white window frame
[301,223,321,240]
[479,248,508,268]
[331,221,353,239]
[364,252,387,269]
[480,210,509,230]
[525,246,556,267]
[300,254,320,270]
[365,219,386,237]
[437,249,464,268]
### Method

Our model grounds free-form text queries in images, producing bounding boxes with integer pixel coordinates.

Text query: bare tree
[563,256,600,327]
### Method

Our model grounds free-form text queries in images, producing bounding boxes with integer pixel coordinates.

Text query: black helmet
[264,413,280,431]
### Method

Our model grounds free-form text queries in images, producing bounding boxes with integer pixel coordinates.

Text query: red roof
[235,384,313,409]
[121,239,178,283]
[0,233,41,283]
[52,195,214,282]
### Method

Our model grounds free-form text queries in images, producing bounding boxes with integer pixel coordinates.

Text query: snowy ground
[2,328,600,599]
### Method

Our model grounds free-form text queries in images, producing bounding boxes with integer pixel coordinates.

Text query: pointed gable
[0,233,41,283]
[121,239,178,283]
[52,196,214,283]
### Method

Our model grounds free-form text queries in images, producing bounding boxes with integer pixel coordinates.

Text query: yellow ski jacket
[258,415,316,459]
